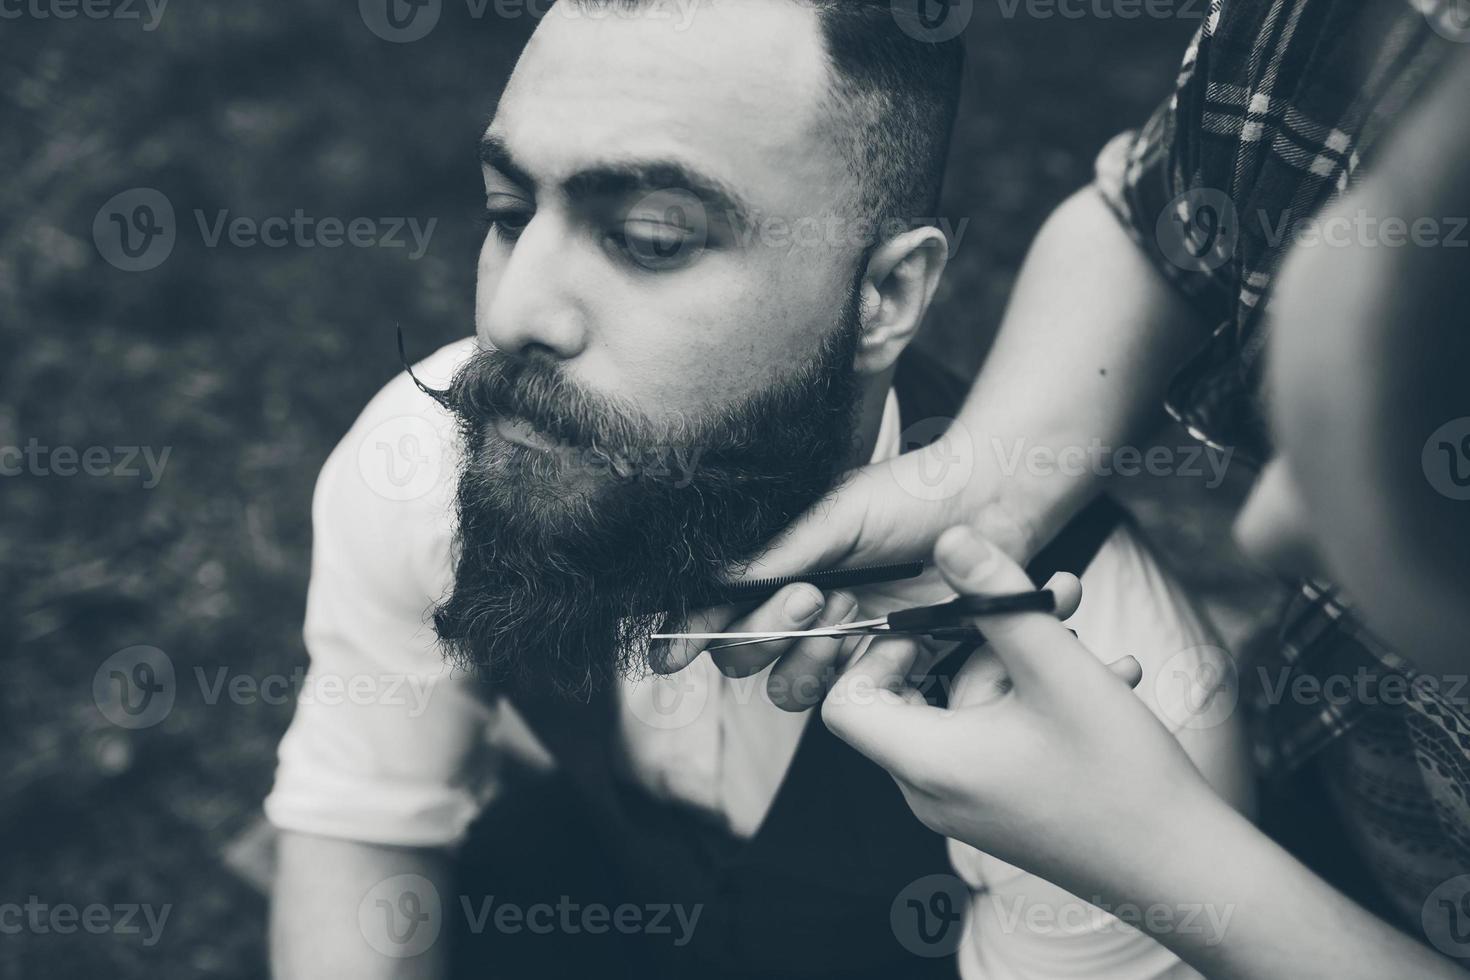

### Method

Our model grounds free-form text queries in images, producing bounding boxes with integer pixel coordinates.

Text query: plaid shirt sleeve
[1093,0,1453,339]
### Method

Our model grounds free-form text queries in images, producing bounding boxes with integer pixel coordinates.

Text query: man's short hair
[568,0,967,232]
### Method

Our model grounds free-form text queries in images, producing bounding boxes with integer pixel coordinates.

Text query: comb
[710,560,927,606]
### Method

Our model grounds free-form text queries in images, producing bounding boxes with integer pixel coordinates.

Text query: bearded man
[266,2,1251,978]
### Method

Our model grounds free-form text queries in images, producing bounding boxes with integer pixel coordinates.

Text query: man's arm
[271,833,451,980]
[266,339,492,980]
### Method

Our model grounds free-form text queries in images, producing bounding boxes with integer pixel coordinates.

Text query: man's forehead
[489,0,841,205]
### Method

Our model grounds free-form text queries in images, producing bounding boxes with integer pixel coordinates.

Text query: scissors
[652,590,1057,651]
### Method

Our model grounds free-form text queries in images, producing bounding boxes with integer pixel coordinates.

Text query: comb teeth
[719,561,927,602]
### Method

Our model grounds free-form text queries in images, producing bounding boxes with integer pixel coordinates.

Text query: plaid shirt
[1094,0,1470,942]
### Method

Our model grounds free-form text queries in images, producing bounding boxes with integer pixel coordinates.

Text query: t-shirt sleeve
[264,343,500,849]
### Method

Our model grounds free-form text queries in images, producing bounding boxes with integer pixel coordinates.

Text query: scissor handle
[886,590,1056,632]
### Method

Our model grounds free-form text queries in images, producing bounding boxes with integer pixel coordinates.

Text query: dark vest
[460,352,1123,980]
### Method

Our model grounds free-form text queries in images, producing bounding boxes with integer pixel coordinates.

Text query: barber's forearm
[945,185,1208,561]
[1098,796,1465,980]
[271,831,452,980]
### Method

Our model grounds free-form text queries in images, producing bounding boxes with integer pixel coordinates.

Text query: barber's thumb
[933,524,1033,596]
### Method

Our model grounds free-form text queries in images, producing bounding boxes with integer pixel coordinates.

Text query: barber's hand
[653,448,1032,710]
[821,524,1221,895]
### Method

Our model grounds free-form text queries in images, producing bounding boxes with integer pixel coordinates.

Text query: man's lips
[494,417,566,453]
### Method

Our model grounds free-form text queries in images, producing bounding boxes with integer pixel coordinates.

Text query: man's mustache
[400,330,685,455]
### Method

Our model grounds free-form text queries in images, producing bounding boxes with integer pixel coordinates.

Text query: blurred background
[0,2,1278,976]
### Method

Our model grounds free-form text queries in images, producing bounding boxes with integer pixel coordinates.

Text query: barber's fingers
[708,585,837,678]
[1108,655,1143,689]
[933,525,1108,691]
[652,604,733,674]
[1045,572,1083,621]
[765,593,863,710]
[822,636,950,775]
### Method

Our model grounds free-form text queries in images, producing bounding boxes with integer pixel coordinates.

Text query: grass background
[1,3,1275,976]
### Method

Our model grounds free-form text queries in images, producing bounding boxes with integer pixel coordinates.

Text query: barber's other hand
[821,525,1220,897]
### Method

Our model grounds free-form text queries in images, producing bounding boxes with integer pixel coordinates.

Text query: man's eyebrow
[478,135,751,224]
[564,161,750,224]
[478,134,536,193]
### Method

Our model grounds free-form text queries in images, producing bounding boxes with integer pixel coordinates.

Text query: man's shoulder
[309,338,475,601]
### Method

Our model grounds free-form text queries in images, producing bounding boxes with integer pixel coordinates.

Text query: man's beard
[433,294,865,700]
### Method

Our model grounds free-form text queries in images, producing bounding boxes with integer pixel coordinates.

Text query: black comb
[711,560,927,606]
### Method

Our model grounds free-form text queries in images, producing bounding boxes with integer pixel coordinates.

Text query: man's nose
[476,216,589,360]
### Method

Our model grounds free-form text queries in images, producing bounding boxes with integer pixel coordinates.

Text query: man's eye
[610,218,706,272]
[480,206,532,245]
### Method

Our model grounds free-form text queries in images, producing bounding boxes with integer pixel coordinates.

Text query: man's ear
[854,225,951,375]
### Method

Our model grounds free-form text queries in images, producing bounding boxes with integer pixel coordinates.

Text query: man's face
[434,0,877,697]
[475,0,861,426]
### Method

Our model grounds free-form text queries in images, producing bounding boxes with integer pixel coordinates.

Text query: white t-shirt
[265,338,1246,980]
